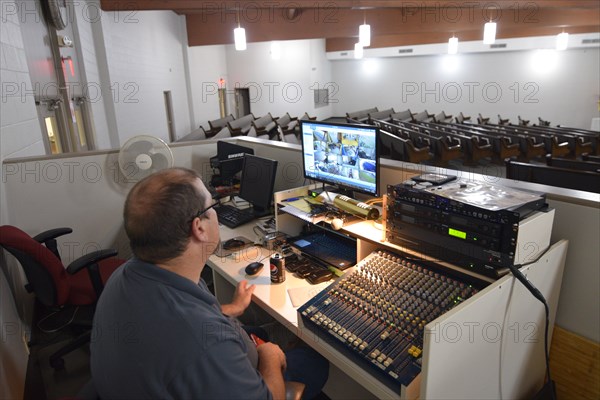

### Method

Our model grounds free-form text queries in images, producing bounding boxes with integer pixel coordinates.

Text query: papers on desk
[287,282,330,307]
[279,198,328,224]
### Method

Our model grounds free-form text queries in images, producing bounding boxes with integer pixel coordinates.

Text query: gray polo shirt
[91,258,272,399]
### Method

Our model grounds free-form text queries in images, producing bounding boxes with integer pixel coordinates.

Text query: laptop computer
[289,231,357,270]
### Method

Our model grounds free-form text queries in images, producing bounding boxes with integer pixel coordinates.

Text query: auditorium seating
[583,153,600,163]
[442,122,521,164]
[374,119,458,166]
[433,111,453,123]
[498,114,510,125]
[506,157,600,193]
[227,113,256,136]
[346,107,378,123]
[368,108,395,123]
[455,112,471,124]
[207,114,235,137]
[518,116,530,126]
[390,109,413,122]
[413,110,434,123]
[546,155,600,173]
[176,127,207,142]
[251,113,279,139]
[276,113,299,136]
[378,128,432,164]
[537,117,551,127]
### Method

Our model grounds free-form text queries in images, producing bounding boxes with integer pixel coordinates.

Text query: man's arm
[257,343,287,400]
[221,280,255,317]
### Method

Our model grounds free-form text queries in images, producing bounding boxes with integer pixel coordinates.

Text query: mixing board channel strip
[299,249,483,390]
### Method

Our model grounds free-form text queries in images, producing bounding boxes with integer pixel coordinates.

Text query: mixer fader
[299,249,484,390]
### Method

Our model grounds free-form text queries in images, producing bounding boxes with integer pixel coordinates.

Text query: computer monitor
[214,141,254,181]
[300,120,380,197]
[238,154,278,216]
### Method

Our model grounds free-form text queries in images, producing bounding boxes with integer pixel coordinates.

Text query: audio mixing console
[299,249,485,391]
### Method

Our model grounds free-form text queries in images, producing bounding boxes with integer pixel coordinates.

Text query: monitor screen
[238,154,278,216]
[300,121,380,196]
[216,141,254,179]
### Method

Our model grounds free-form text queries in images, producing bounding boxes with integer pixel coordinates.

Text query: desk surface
[208,221,326,329]
[207,217,411,399]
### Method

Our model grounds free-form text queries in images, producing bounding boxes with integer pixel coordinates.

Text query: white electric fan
[118,135,174,181]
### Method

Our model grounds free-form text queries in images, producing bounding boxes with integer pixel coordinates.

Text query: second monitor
[238,154,278,217]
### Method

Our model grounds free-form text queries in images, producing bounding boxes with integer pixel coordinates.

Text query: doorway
[234,88,251,117]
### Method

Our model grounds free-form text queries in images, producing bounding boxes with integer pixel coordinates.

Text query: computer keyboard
[214,204,256,228]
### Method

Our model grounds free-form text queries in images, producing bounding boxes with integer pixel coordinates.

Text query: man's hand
[257,342,286,400]
[221,280,255,317]
[257,342,287,372]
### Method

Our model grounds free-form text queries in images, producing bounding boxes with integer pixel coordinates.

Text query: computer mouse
[223,238,245,250]
[245,262,264,276]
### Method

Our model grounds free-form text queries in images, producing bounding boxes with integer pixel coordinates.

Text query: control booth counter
[208,180,568,400]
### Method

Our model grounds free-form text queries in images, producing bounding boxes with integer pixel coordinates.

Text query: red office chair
[0,225,125,369]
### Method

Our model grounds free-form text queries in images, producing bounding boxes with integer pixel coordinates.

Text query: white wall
[330,48,600,129]
[0,6,43,399]
[97,10,193,144]
[71,0,115,149]
[224,39,333,120]
[188,45,228,128]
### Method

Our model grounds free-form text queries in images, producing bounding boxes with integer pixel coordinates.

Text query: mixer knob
[377,354,386,363]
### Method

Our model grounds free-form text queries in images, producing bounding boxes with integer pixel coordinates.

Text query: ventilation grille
[398,48,413,54]
[490,43,507,49]
[582,38,600,44]
[340,52,348,56]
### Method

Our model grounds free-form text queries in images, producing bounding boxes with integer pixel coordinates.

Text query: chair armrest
[33,227,73,243]
[33,228,73,260]
[66,249,118,275]
[67,249,119,298]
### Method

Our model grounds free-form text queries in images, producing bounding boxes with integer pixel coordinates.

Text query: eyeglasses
[195,198,220,219]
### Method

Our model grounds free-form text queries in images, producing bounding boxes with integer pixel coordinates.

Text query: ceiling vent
[490,43,507,49]
[398,48,413,54]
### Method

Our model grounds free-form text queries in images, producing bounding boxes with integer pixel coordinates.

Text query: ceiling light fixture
[359,12,370,47]
[448,36,458,54]
[556,32,569,51]
[483,21,496,44]
[354,43,363,59]
[234,9,246,51]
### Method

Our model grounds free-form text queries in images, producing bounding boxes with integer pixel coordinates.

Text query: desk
[207,188,568,399]
[208,222,395,399]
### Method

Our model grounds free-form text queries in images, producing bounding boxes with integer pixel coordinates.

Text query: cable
[506,244,555,400]
[37,306,80,333]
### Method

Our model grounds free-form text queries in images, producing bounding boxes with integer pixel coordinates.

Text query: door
[235,88,251,117]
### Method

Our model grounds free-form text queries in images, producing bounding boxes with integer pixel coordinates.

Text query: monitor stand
[251,206,273,218]
[309,185,355,199]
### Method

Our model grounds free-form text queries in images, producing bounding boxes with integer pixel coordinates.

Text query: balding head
[124,168,211,264]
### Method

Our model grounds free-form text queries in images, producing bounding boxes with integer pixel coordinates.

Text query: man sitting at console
[91,168,327,399]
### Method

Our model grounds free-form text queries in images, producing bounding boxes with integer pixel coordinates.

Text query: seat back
[0,225,68,307]
[277,113,292,126]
